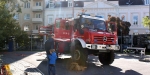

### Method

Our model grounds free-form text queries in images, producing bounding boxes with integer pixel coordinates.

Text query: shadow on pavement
[124,70,142,75]
[36,55,143,75]
[0,51,44,74]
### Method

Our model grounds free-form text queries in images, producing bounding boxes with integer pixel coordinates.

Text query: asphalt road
[1,51,150,75]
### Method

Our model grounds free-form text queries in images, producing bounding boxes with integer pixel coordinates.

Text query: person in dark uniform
[45,34,55,75]
[45,34,55,57]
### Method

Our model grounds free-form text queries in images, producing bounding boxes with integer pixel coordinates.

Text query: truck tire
[71,41,88,67]
[98,51,115,65]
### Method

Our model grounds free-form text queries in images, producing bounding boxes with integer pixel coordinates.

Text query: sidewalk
[1,51,44,75]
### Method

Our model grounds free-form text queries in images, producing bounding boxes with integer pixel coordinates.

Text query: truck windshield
[92,19,106,31]
[81,18,106,31]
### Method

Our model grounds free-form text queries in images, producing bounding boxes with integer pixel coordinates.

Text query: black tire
[98,51,115,65]
[71,41,88,67]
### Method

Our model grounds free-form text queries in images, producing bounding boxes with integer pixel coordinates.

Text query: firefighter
[45,34,55,56]
[45,34,55,75]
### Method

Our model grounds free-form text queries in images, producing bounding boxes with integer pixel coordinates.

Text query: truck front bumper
[86,44,120,50]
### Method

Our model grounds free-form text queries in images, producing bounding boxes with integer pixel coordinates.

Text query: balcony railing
[32,18,43,23]
[32,30,38,34]
[32,6,43,11]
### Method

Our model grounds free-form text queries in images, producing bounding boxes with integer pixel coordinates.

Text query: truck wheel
[71,41,88,67]
[98,51,115,65]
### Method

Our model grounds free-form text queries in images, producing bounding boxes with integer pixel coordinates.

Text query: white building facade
[44,0,150,35]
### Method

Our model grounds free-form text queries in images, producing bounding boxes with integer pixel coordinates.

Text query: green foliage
[0,0,30,49]
[142,16,150,28]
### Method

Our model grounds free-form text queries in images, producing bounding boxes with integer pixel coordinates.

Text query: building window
[48,15,53,24]
[68,1,73,7]
[133,15,138,25]
[35,13,41,18]
[13,14,19,20]
[145,0,150,5]
[24,14,30,20]
[24,2,30,8]
[48,16,53,24]
[36,2,41,6]
[48,18,52,24]
[24,25,29,31]
[48,0,55,8]
[35,25,39,30]
[49,1,54,8]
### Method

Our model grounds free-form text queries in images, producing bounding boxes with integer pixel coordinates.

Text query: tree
[142,16,150,30]
[0,0,30,49]
[107,15,131,36]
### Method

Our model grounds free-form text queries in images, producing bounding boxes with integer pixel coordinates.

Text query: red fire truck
[39,13,120,66]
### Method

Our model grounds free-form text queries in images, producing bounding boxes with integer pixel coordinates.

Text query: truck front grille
[94,36,114,43]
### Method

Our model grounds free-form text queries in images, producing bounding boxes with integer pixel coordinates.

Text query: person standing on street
[45,34,55,57]
[48,49,57,75]
[45,34,55,75]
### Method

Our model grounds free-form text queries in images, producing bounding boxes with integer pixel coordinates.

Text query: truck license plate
[92,45,97,49]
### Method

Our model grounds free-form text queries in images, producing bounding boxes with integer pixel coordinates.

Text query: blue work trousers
[48,64,56,75]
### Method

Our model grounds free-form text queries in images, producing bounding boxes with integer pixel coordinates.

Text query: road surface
[1,51,150,75]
